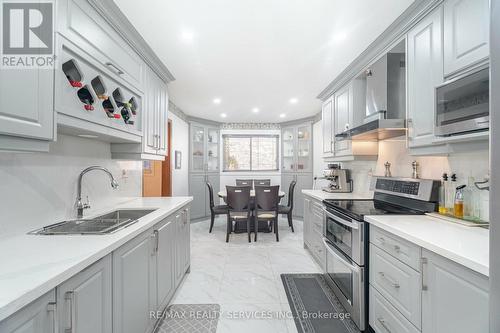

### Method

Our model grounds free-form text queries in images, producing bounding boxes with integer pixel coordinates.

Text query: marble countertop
[365,215,489,276]
[301,189,372,201]
[0,196,193,322]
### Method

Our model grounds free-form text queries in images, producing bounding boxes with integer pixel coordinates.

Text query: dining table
[217,190,286,233]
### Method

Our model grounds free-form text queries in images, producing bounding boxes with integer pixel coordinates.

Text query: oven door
[323,207,364,265]
[323,238,366,331]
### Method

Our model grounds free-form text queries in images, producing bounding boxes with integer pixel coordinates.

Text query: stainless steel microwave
[435,68,489,137]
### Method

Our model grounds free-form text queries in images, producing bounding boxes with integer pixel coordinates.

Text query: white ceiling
[115,0,414,123]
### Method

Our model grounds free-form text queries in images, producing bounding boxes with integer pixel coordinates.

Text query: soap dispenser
[454,185,466,219]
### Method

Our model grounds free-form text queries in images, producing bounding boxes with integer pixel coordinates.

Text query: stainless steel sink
[30,209,156,235]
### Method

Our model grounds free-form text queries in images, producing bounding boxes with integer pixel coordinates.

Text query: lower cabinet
[156,218,176,308]
[369,226,489,333]
[57,255,112,333]
[189,173,219,219]
[113,228,157,333]
[282,173,313,218]
[0,290,56,333]
[303,196,326,271]
[421,249,489,333]
[175,208,191,285]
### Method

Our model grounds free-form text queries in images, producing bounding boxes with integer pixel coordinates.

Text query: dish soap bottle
[454,185,466,219]
[439,173,448,214]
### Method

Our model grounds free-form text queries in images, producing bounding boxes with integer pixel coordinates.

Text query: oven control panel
[376,179,420,195]
[372,177,440,202]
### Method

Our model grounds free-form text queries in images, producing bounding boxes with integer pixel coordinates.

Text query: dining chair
[254,185,280,242]
[278,180,296,232]
[225,186,252,242]
[206,182,229,233]
[254,179,271,186]
[235,179,254,187]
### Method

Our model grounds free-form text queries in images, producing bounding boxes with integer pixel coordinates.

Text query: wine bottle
[77,87,94,110]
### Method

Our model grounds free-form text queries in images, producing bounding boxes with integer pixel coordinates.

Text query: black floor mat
[281,274,361,333]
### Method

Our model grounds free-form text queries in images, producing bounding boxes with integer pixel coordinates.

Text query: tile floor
[171,216,323,333]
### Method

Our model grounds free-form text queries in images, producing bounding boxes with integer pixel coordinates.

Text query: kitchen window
[222,135,279,171]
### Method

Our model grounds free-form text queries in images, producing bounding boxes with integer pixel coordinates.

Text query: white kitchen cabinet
[333,84,353,157]
[0,62,54,153]
[113,229,157,333]
[407,6,443,148]
[57,255,112,333]
[282,173,313,219]
[443,0,490,77]
[0,291,56,333]
[155,219,176,308]
[322,97,335,157]
[282,122,313,173]
[175,208,191,285]
[303,196,325,271]
[421,249,489,333]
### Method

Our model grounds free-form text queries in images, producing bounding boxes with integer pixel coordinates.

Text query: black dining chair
[235,179,254,187]
[206,182,229,233]
[254,185,280,242]
[278,180,296,232]
[226,186,253,243]
[254,179,271,186]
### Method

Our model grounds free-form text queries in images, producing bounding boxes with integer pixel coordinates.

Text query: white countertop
[365,215,489,276]
[302,189,373,201]
[0,196,193,322]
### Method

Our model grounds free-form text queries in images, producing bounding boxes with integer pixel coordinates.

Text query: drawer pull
[421,257,428,291]
[106,62,124,75]
[377,237,385,244]
[378,272,400,289]
[378,317,392,333]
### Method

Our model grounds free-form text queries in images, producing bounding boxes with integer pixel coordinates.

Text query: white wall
[219,129,282,192]
[489,0,500,329]
[169,112,189,196]
[0,135,142,238]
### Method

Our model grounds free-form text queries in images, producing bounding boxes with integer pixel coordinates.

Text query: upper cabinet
[443,0,490,77]
[282,122,312,173]
[407,6,443,148]
[322,97,334,158]
[190,123,220,173]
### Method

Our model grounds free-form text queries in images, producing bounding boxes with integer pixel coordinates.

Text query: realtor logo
[1,0,55,69]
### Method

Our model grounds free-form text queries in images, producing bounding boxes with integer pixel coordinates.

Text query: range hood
[336,52,407,141]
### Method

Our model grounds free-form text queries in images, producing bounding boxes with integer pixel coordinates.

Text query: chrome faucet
[76,166,119,218]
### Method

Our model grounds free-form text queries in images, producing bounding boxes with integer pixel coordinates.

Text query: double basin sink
[31,209,156,235]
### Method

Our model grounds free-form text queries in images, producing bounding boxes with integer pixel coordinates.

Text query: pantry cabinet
[407,6,443,148]
[0,291,56,333]
[57,255,112,333]
[282,122,312,174]
[421,249,489,333]
[443,0,490,77]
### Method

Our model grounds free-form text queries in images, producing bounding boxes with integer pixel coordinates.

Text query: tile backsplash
[0,135,142,238]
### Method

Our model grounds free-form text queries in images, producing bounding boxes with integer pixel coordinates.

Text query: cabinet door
[282,127,296,173]
[181,207,191,273]
[206,127,219,172]
[334,85,353,155]
[174,211,189,285]
[443,0,490,77]
[144,68,159,154]
[322,98,334,155]
[422,249,489,333]
[293,174,313,218]
[303,197,312,246]
[157,82,168,156]
[407,7,443,148]
[0,66,53,142]
[57,255,112,333]
[0,291,56,333]
[156,219,175,307]
[296,123,312,173]
[189,174,207,219]
[281,174,296,209]
[191,125,206,172]
[113,230,157,333]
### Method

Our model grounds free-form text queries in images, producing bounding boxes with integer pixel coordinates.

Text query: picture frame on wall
[175,151,182,169]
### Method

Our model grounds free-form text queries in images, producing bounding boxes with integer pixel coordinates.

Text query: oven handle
[322,207,359,230]
[323,238,361,273]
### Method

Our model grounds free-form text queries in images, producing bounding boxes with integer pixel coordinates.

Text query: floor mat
[155,304,220,333]
[281,274,360,333]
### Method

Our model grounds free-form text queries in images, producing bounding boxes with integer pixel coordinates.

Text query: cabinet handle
[421,257,428,291]
[154,230,159,253]
[377,317,392,333]
[105,62,124,75]
[151,232,157,256]
[46,302,57,332]
[64,291,74,333]
[378,272,400,289]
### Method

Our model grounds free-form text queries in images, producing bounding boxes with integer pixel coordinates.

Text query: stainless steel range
[322,177,440,331]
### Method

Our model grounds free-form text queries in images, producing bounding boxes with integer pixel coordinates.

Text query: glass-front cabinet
[190,123,220,173]
[281,122,312,173]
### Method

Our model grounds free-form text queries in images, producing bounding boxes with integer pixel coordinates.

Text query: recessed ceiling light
[279,113,286,118]
[220,113,227,118]
[213,98,221,104]
[289,98,298,104]
[252,108,260,113]
[332,32,347,43]
[180,30,194,42]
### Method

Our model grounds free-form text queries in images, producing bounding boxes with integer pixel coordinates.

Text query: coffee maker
[318,163,353,193]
